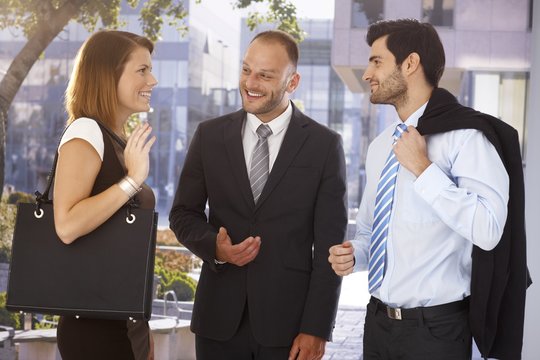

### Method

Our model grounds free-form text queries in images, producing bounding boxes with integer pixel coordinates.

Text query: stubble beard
[241,81,289,116]
[370,68,408,109]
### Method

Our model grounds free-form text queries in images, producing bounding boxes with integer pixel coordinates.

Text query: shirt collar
[246,101,292,137]
[403,101,428,127]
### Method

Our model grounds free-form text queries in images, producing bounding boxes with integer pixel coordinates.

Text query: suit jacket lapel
[255,107,310,211]
[224,110,255,209]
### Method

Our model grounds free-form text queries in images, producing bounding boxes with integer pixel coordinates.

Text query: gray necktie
[249,124,273,204]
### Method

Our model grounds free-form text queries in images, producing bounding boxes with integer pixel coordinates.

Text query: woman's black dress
[57,123,155,360]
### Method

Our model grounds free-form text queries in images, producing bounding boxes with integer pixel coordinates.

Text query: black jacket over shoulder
[417,88,532,360]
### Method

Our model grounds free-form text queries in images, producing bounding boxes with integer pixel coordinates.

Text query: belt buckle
[386,306,402,320]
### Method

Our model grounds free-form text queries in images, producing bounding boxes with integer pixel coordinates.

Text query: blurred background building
[0,1,534,237]
[1,0,539,358]
[0,0,242,223]
[333,0,531,184]
[0,1,370,226]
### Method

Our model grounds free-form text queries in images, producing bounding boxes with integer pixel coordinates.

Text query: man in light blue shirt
[328,19,510,359]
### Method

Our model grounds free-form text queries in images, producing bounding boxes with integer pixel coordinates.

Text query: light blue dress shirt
[351,102,510,308]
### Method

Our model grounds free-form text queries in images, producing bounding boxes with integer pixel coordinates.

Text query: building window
[422,0,455,27]
[469,71,528,152]
[351,0,384,28]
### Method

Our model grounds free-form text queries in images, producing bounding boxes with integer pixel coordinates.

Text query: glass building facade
[1,0,240,225]
[2,11,369,228]
[338,0,531,149]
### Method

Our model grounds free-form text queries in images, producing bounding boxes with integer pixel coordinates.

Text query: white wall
[522,1,540,358]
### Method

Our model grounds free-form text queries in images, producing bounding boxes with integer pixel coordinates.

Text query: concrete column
[522,2,540,359]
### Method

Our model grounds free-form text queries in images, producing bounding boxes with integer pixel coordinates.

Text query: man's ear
[403,52,421,75]
[287,72,300,93]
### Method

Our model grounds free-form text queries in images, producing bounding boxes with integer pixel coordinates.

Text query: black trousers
[195,306,291,360]
[363,297,472,360]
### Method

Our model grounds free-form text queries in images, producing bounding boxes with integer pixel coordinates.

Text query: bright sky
[230,0,335,22]
[291,0,335,19]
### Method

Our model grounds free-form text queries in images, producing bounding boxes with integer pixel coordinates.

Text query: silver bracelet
[124,175,142,192]
[118,178,138,198]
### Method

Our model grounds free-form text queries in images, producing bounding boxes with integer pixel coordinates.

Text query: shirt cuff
[350,240,365,272]
[214,259,227,265]
[413,163,454,205]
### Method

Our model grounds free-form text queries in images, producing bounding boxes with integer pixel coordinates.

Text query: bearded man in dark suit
[169,30,348,360]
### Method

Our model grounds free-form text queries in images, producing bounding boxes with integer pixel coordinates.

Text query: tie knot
[256,124,272,139]
[393,123,407,140]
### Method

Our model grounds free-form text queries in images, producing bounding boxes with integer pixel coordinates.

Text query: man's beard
[241,81,288,117]
[370,67,408,108]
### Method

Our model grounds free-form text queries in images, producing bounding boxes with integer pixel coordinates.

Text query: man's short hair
[251,30,299,69]
[366,19,445,87]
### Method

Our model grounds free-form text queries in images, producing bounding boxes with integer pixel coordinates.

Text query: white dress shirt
[214,103,292,265]
[242,102,292,172]
[351,102,510,308]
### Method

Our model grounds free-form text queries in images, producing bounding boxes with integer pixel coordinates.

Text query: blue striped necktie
[368,123,407,293]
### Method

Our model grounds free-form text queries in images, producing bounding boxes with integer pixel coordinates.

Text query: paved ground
[324,305,365,360]
[323,272,367,359]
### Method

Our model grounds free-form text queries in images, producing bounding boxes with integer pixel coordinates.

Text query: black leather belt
[370,296,469,321]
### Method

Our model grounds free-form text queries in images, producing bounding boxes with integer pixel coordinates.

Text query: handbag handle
[36,120,129,206]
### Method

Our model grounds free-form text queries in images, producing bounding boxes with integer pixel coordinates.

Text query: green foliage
[154,258,197,301]
[156,228,179,246]
[0,291,57,329]
[0,191,32,263]
[154,229,201,273]
[156,249,199,274]
[0,0,190,42]
[0,0,301,42]
[0,199,16,263]
[125,112,144,136]
[234,0,304,41]
[0,292,22,329]
[33,314,59,329]
[76,0,123,36]
[140,0,188,41]
[6,191,34,205]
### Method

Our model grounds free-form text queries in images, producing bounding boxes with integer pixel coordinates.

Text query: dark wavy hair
[366,19,445,87]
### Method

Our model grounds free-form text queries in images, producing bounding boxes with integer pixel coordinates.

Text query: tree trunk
[0,107,5,198]
[0,0,88,198]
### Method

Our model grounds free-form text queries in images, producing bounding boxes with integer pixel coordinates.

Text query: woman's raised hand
[124,122,156,186]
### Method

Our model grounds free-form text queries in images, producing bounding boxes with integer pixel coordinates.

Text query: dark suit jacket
[169,104,348,346]
[417,88,531,359]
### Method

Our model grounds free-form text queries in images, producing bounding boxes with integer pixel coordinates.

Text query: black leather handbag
[6,125,158,321]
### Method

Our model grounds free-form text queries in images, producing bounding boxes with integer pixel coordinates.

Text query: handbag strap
[37,120,128,204]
